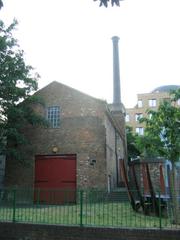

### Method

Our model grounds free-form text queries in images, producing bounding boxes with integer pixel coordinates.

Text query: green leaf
[0,20,48,161]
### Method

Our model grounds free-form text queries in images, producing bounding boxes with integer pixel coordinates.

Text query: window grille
[47,106,60,128]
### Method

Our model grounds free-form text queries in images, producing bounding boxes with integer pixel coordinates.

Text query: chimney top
[112,36,120,42]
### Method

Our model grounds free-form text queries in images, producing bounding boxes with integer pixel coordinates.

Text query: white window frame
[149,99,156,107]
[137,100,142,108]
[47,106,60,128]
[125,114,130,122]
[136,127,144,135]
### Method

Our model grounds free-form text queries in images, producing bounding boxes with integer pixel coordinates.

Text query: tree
[0,0,3,10]
[126,126,140,161]
[0,0,121,9]
[0,19,47,163]
[134,132,164,159]
[139,89,180,223]
[94,0,121,7]
[139,89,180,162]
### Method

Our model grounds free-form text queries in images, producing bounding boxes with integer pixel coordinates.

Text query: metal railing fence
[0,188,179,229]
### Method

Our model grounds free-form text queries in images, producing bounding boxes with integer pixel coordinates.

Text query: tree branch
[94,0,121,7]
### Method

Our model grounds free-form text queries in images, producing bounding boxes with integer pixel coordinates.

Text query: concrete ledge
[0,222,180,240]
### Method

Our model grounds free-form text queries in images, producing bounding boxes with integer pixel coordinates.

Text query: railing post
[80,190,83,227]
[12,188,16,223]
[158,191,162,229]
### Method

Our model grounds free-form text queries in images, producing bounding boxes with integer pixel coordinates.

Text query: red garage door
[34,154,76,204]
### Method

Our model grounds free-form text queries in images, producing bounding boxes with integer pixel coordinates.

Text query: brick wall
[126,91,171,134]
[0,222,179,240]
[5,82,126,190]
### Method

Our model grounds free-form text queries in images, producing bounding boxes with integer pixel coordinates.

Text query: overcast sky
[1,0,180,107]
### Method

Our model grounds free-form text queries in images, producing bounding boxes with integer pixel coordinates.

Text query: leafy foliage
[0,0,3,10]
[126,126,140,161]
[0,20,47,162]
[139,89,180,162]
[94,0,121,7]
[0,0,122,9]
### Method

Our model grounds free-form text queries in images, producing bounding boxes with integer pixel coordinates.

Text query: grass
[0,201,176,229]
[0,188,179,229]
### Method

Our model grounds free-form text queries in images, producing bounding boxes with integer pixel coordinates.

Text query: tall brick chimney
[109,36,128,178]
[112,36,121,105]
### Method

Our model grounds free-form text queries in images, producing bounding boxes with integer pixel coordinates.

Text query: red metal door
[34,154,76,204]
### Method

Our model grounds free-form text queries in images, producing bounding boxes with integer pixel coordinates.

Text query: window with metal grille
[47,106,60,128]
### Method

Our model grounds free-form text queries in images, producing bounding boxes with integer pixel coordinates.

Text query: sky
[1,0,180,108]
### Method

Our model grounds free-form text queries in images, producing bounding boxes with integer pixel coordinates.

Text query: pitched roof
[36,81,106,103]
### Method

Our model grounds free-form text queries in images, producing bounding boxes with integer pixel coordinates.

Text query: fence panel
[0,188,179,229]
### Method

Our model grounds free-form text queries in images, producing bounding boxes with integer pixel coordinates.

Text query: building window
[136,127,144,135]
[149,99,156,107]
[125,114,130,122]
[137,100,142,108]
[135,113,143,122]
[47,106,60,128]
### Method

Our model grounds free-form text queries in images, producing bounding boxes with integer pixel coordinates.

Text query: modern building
[125,85,180,135]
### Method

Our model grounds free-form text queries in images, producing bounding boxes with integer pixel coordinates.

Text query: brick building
[5,81,126,190]
[125,85,180,135]
[4,36,127,191]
